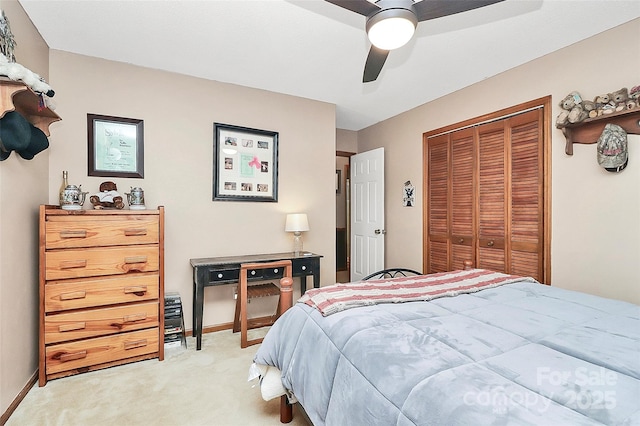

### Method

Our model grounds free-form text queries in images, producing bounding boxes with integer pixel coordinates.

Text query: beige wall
[359,19,640,304]
[47,51,337,330]
[336,128,357,153]
[0,0,50,415]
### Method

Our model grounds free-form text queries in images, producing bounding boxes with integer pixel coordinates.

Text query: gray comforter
[254,279,640,425]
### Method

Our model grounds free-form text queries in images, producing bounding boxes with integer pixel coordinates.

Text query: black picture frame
[213,123,279,202]
[87,114,144,178]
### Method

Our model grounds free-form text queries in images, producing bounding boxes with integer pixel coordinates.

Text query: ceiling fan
[325,0,505,82]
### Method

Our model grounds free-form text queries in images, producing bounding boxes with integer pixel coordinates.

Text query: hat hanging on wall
[597,123,628,173]
[0,111,50,161]
[0,111,31,160]
[18,125,49,160]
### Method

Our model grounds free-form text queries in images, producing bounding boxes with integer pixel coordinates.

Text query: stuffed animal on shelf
[582,99,597,118]
[90,181,124,209]
[627,85,640,109]
[556,91,588,127]
[0,52,56,109]
[610,87,629,112]
[594,93,616,116]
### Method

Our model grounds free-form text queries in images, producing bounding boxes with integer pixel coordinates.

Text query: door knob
[374,229,386,235]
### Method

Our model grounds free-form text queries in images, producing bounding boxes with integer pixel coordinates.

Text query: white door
[350,148,385,281]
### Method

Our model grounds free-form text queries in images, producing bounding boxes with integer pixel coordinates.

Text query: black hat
[0,111,31,161]
[18,125,50,160]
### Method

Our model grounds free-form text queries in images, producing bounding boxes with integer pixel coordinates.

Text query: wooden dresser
[38,205,164,386]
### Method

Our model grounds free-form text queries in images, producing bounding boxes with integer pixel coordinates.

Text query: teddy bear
[627,85,640,110]
[582,99,597,118]
[610,88,629,112]
[594,93,616,116]
[90,181,124,209]
[556,91,587,127]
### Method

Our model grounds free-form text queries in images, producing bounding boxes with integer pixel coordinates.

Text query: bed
[250,268,640,425]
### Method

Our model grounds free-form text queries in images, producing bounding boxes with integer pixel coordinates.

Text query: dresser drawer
[45,216,159,249]
[260,265,286,279]
[44,273,159,313]
[293,258,318,275]
[46,245,159,280]
[45,301,159,344]
[207,267,240,284]
[45,328,159,375]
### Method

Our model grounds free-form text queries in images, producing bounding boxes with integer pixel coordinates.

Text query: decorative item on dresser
[38,205,165,386]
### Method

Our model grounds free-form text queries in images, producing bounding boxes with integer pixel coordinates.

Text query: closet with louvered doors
[425,127,475,273]
[424,97,550,283]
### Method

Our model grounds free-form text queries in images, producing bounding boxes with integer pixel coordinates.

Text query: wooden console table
[190,252,322,350]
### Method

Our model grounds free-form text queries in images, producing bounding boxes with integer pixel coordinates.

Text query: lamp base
[292,232,303,256]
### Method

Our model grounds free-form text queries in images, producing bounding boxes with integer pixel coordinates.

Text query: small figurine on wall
[90,181,124,209]
[403,180,415,207]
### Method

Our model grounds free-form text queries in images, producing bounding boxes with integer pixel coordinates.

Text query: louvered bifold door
[477,121,507,273]
[509,109,544,281]
[450,128,475,271]
[427,134,450,273]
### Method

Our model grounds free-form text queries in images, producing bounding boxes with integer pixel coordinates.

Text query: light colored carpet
[7,330,308,426]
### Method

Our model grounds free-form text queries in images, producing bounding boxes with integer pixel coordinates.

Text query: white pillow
[248,363,287,401]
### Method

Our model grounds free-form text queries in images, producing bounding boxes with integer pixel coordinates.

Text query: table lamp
[285,213,309,255]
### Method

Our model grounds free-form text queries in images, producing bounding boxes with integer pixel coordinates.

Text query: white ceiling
[17,0,640,131]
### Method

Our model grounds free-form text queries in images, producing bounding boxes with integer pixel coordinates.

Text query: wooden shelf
[0,77,61,136]
[558,107,640,155]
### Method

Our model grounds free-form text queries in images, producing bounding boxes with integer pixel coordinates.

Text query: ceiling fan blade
[324,0,380,17]
[414,0,505,22]
[363,46,389,83]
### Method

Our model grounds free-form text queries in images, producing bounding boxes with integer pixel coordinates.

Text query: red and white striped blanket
[299,268,537,316]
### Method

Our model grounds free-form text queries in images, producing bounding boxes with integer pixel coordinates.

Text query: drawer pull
[59,291,86,301]
[59,350,87,362]
[60,230,87,239]
[124,339,148,350]
[124,228,148,236]
[487,240,495,247]
[123,313,147,323]
[59,260,87,269]
[124,256,148,264]
[59,322,86,332]
[124,286,147,296]
[301,266,307,271]
[458,238,464,244]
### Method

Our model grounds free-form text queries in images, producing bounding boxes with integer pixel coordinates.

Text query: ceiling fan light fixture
[366,8,417,50]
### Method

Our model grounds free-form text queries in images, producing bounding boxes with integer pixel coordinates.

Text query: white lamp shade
[285,213,309,232]
[366,8,417,51]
